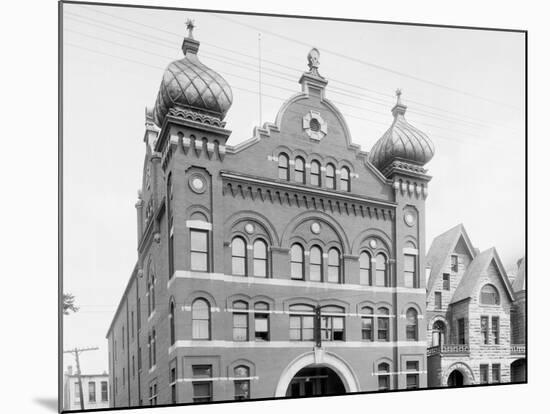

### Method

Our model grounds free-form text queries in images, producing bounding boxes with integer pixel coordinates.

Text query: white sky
[62,4,525,374]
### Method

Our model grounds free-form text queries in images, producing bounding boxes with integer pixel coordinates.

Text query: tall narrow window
[327,248,341,283]
[192,365,212,402]
[375,254,388,287]
[359,252,371,285]
[442,273,450,290]
[457,318,466,344]
[406,308,418,341]
[169,301,175,346]
[253,239,268,277]
[231,237,247,276]
[481,316,489,345]
[101,381,108,402]
[192,299,210,340]
[294,157,305,183]
[326,164,336,189]
[234,366,251,400]
[320,306,345,341]
[168,214,174,278]
[169,360,177,404]
[122,326,125,350]
[75,383,81,401]
[152,329,156,366]
[278,153,289,180]
[404,254,416,288]
[480,364,489,384]
[89,382,96,403]
[147,334,152,369]
[290,244,305,280]
[492,364,501,383]
[406,361,419,389]
[309,245,323,282]
[132,355,135,377]
[310,160,321,186]
[150,275,155,312]
[289,304,315,341]
[377,307,390,341]
[432,320,446,346]
[190,230,208,271]
[254,302,269,341]
[361,306,374,341]
[137,298,141,331]
[491,316,499,344]
[480,284,500,305]
[450,254,459,272]
[340,166,350,191]
[434,292,442,309]
[148,382,158,405]
[378,363,390,391]
[233,301,249,341]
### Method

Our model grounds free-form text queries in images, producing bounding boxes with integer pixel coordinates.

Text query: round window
[309,118,321,132]
[189,175,206,193]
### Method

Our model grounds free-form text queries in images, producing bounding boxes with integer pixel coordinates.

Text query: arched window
[289,304,315,341]
[294,157,305,184]
[432,320,446,346]
[310,160,321,186]
[375,254,388,287]
[278,153,289,180]
[169,300,175,346]
[320,306,345,341]
[192,299,210,340]
[231,237,247,276]
[378,363,390,390]
[327,248,341,283]
[326,163,336,189]
[234,366,250,400]
[167,173,175,278]
[480,284,500,305]
[377,307,390,341]
[340,166,350,192]
[406,308,418,341]
[253,239,268,278]
[232,301,249,341]
[309,245,323,282]
[404,254,417,288]
[361,306,374,341]
[148,274,155,314]
[359,252,371,285]
[290,244,305,280]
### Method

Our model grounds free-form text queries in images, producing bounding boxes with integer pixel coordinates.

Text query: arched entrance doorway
[511,359,526,382]
[274,351,359,397]
[447,370,464,387]
[286,366,345,397]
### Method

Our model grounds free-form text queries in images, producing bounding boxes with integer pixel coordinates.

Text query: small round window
[309,118,321,132]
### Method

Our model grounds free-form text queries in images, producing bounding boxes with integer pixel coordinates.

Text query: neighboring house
[106,24,436,407]
[425,224,526,386]
[63,366,109,411]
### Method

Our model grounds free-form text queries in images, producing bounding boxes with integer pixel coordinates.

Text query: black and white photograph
[57,1,529,411]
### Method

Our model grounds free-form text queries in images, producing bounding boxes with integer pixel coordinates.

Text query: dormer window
[450,255,459,272]
[480,284,500,305]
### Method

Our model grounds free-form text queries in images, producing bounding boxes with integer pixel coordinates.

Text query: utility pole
[64,347,99,410]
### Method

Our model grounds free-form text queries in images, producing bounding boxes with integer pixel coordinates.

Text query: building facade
[425,224,526,386]
[106,24,436,407]
[63,366,109,411]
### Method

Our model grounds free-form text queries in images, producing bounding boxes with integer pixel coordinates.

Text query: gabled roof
[426,224,477,294]
[451,247,515,304]
[512,257,526,292]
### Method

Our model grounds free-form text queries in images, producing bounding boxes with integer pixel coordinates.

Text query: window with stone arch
[290,243,305,280]
[253,239,268,278]
[480,284,500,305]
[310,160,321,187]
[432,320,446,346]
[340,166,351,192]
[327,247,341,283]
[294,156,305,184]
[406,308,418,341]
[359,251,372,285]
[191,298,211,340]
[375,253,389,287]
[309,245,323,282]
[278,153,289,180]
[231,236,247,276]
[325,163,336,189]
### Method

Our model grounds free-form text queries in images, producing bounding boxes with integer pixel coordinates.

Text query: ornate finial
[307,48,321,76]
[186,19,195,39]
[395,88,402,104]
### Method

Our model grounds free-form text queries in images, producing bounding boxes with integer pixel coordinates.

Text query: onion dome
[368,90,434,174]
[152,20,233,127]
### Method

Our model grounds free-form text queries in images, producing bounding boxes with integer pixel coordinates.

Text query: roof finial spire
[395,88,402,104]
[186,19,195,39]
[391,88,407,117]
[307,48,321,76]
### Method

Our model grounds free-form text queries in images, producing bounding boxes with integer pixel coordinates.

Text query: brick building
[425,224,526,386]
[63,366,109,411]
[106,24,436,407]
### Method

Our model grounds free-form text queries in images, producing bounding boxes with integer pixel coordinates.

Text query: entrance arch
[274,351,359,397]
[447,370,464,386]
[511,358,526,382]
[443,362,474,386]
